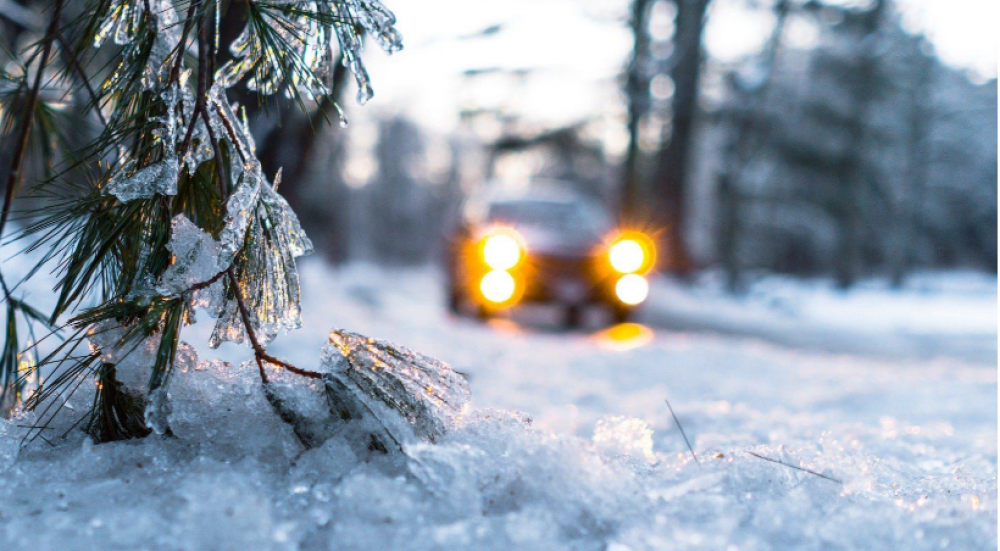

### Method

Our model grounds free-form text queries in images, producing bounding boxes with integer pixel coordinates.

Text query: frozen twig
[226,268,321,381]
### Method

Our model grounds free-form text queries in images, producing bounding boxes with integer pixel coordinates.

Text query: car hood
[516,227,603,258]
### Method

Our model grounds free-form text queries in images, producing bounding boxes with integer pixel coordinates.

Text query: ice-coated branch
[226,267,321,380]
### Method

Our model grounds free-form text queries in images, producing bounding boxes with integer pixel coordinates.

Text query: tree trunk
[834,0,886,289]
[890,50,933,288]
[651,0,711,275]
[717,0,789,293]
[621,0,653,220]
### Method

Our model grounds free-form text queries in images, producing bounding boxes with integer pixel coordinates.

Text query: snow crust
[0,261,995,550]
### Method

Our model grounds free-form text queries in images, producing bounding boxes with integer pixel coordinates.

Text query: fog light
[480,270,516,304]
[482,232,523,270]
[615,274,649,305]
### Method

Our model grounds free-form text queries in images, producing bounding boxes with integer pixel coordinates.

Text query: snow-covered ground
[645,271,998,364]
[0,259,996,550]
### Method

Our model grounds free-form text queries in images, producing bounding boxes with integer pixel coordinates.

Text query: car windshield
[487,200,611,237]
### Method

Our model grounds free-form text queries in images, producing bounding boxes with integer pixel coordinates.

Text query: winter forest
[0,0,996,550]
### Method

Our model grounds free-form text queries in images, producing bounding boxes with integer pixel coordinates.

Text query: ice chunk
[157,215,225,296]
[144,386,171,435]
[320,329,471,448]
[87,322,159,391]
[106,157,179,202]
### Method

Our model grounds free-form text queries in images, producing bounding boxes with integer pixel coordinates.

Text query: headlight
[480,270,516,303]
[615,274,649,305]
[608,232,655,274]
[609,239,645,273]
[481,231,523,270]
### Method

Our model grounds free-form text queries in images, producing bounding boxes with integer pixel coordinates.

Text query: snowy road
[271,262,997,440]
[1,260,996,550]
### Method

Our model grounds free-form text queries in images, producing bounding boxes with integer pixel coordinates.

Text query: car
[444,184,656,327]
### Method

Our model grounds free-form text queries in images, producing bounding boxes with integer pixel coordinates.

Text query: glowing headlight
[480,270,516,303]
[615,274,649,305]
[482,232,523,270]
[608,232,655,274]
[609,239,646,273]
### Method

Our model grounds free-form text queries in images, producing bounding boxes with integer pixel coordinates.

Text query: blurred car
[445,184,656,327]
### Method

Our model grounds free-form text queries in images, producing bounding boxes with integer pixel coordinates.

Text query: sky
[347,0,997,138]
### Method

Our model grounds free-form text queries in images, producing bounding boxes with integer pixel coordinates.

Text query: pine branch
[0,0,65,240]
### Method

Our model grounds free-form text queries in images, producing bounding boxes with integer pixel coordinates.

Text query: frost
[320,329,471,447]
[106,157,179,202]
[157,215,225,296]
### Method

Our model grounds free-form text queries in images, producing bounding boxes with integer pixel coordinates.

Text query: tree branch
[0,0,65,240]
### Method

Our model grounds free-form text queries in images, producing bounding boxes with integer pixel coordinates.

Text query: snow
[645,271,998,364]
[0,259,995,550]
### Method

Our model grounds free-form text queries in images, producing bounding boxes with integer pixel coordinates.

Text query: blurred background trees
[1,0,996,290]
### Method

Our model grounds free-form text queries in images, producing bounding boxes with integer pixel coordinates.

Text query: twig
[168,0,201,87]
[226,268,321,380]
[0,0,65,240]
[177,4,210,156]
[665,397,699,466]
[746,451,842,484]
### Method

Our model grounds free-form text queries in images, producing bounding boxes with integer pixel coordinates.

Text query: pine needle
[665,397,699,466]
[746,451,842,484]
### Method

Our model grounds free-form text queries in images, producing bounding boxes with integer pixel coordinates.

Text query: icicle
[207,172,313,349]
[320,330,471,447]
[335,103,349,128]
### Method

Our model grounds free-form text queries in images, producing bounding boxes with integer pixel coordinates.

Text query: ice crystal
[106,157,179,202]
[592,416,657,465]
[215,0,403,104]
[320,330,471,447]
